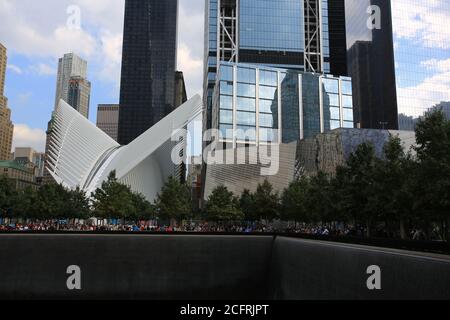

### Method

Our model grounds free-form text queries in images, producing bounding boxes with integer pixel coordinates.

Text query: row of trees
[201,109,450,240]
[0,109,449,239]
[0,172,155,221]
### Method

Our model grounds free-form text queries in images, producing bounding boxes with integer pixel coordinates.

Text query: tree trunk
[366,219,371,238]
[400,219,407,240]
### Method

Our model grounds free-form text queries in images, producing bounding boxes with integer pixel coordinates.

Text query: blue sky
[1,0,449,152]
[1,0,204,152]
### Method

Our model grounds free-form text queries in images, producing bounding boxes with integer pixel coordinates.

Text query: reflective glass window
[236,126,256,141]
[239,0,305,52]
[329,107,340,120]
[237,83,256,98]
[323,78,339,93]
[220,95,233,110]
[219,124,233,140]
[259,99,277,114]
[259,113,277,128]
[259,70,278,86]
[237,67,256,84]
[330,120,341,130]
[220,65,233,82]
[259,128,278,142]
[220,81,233,95]
[220,110,233,124]
[342,95,353,108]
[343,108,354,122]
[259,85,277,100]
[325,93,340,107]
[343,121,354,129]
[341,80,352,95]
[236,97,256,112]
[236,111,256,126]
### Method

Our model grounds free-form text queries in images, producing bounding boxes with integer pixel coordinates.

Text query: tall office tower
[44,53,89,183]
[0,43,6,105]
[203,0,347,133]
[97,104,120,142]
[0,43,14,161]
[118,0,179,145]
[174,71,188,108]
[345,0,398,130]
[391,0,450,129]
[54,53,88,110]
[67,76,91,118]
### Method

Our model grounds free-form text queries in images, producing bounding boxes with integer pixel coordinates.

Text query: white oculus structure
[47,95,203,202]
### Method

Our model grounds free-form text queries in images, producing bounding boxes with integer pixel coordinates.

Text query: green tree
[205,185,243,221]
[413,109,450,239]
[35,183,72,220]
[154,176,192,221]
[67,187,91,220]
[306,172,334,223]
[335,143,379,237]
[14,186,39,219]
[129,192,155,221]
[374,135,415,239]
[0,176,17,218]
[239,189,256,221]
[254,180,280,221]
[91,171,136,219]
[280,177,310,222]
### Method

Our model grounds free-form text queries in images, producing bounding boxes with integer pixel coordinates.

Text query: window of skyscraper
[239,0,305,52]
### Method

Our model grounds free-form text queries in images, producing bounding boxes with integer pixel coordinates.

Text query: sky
[0,0,449,152]
[0,0,204,152]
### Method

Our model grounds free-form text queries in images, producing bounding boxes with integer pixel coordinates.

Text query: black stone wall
[0,234,449,300]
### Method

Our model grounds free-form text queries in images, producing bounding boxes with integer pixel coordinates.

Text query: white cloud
[12,124,46,152]
[421,58,450,73]
[397,69,450,117]
[29,63,56,76]
[17,92,33,106]
[7,64,23,75]
[392,0,450,49]
[0,0,205,98]
[178,44,203,97]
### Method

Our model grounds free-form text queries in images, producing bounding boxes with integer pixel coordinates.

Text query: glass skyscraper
[118,0,179,145]
[391,0,450,129]
[203,0,348,134]
[345,0,450,130]
[345,0,398,130]
[212,63,353,145]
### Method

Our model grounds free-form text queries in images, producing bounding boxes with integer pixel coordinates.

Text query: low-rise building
[0,160,39,190]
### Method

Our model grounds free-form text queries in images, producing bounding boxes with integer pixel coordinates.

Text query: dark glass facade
[345,0,398,130]
[118,0,178,145]
[327,0,347,76]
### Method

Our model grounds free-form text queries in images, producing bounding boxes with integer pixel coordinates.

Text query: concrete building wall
[204,142,298,199]
[297,128,416,176]
[0,234,449,300]
[0,43,13,161]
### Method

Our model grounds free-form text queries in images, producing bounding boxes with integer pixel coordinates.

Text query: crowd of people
[0,220,364,236]
[0,219,440,241]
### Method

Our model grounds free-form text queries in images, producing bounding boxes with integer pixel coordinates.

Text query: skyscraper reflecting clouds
[392,0,450,126]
